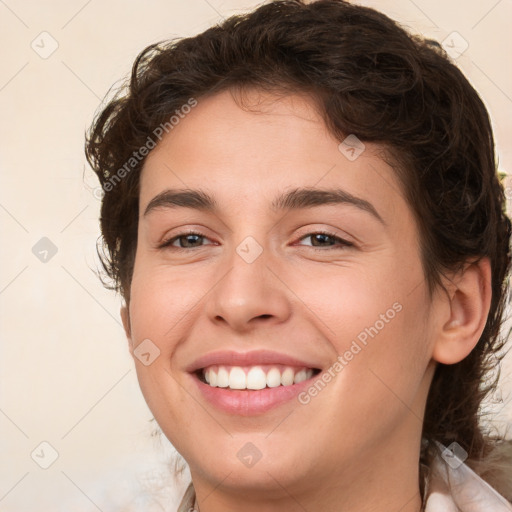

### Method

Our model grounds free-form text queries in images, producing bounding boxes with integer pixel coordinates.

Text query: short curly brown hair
[85,0,512,500]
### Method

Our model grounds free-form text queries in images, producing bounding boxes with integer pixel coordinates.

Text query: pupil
[314,234,330,246]
[184,234,200,247]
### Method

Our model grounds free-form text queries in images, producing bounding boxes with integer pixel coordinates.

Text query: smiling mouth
[195,364,322,390]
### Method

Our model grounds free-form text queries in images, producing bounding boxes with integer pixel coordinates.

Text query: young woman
[85,1,512,510]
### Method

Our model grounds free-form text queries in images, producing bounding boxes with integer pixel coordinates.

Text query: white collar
[424,441,512,512]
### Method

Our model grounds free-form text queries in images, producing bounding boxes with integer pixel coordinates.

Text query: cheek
[127,263,195,435]
[291,260,430,413]
[315,313,428,449]
[127,261,208,349]
[340,290,430,426]
[286,258,409,351]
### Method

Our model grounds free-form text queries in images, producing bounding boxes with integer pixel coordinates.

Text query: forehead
[144,88,330,172]
[139,88,406,224]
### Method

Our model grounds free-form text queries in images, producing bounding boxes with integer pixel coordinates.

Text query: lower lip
[190,373,316,416]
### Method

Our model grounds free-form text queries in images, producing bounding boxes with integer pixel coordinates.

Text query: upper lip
[186,349,323,373]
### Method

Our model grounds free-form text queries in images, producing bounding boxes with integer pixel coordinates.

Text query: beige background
[1,0,511,510]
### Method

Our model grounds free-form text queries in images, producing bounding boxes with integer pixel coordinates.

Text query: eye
[296,231,353,250]
[158,230,213,250]
[158,230,353,251]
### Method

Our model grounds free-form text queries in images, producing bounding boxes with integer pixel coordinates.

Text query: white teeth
[247,367,267,390]
[209,368,218,387]
[266,367,281,388]
[294,369,314,383]
[294,369,307,384]
[217,366,229,388]
[202,365,315,390]
[229,367,246,389]
[281,367,295,386]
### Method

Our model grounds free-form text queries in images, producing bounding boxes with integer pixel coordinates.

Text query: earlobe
[431,257,492,365]
[120,305,134,356]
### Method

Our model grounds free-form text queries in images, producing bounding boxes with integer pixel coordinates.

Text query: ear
[120,304,134,357]
[432,257,492,365]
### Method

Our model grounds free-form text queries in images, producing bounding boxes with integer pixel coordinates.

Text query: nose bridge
[206,231,291,330]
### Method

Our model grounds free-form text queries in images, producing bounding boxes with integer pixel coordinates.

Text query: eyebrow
[143,187,385,224]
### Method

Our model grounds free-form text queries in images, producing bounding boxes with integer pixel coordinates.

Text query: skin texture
[120,88,491,512]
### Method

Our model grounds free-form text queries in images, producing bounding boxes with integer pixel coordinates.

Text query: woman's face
[123,89,439,503]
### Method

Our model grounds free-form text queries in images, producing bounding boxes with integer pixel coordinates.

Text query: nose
[205,238,292,333]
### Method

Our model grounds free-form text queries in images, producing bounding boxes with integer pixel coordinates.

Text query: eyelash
[158,229,354,251]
